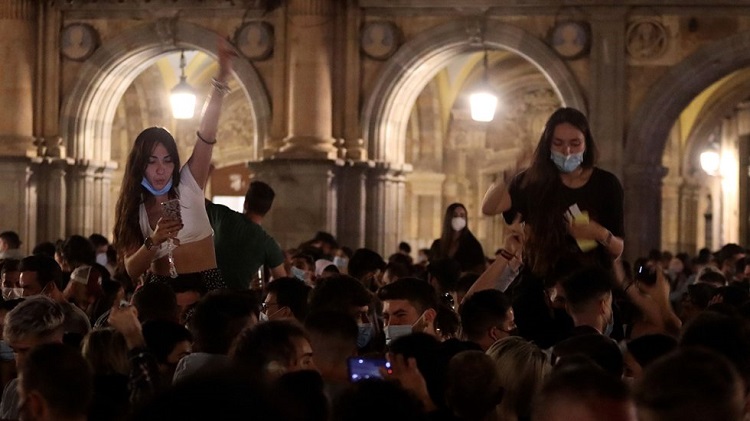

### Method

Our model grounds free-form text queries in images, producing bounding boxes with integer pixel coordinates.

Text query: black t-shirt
[504,167,624,238]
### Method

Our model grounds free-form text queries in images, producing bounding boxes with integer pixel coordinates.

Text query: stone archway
[363,19,586,166]
[625,32,750,259]
[359,18,585,254]
[58,19,271,237]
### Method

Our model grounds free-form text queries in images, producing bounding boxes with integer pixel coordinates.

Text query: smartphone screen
[347,357,391,382]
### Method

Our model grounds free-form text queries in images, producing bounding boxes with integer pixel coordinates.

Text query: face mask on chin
[290,266,308,282]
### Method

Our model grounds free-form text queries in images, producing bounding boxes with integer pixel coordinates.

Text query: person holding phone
[480,108,624,347]
[113,39,235,292]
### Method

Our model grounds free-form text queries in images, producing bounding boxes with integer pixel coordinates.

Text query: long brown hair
[439,203,468,258]
[113,127,181,258]
[521,108,598,277]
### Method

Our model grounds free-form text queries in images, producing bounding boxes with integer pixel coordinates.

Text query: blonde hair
[81,328,129,376]
[486,336,551,420]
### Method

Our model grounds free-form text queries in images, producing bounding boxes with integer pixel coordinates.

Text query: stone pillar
[335,161,368,249]
[366,163,409,256]
[248,159,342,251]
[66,164,96,237]
[624,164,668,262]
[678,180,702,254]
[661,176,681,253]
[278,0,336,159]
[589,9,627,179]
[35,158,72,243]
[0,157,36,253]
[0,0,36,157]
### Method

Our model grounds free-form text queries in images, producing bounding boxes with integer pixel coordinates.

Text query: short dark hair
[0,231,21,249]
[132,282,178,323]
[304,311,358,364]
[62,235,96,266]
[377,277,438,314]
[398,242,412,254]
[0,259,20,275]
[680,311,750,386]
[625,334,677,369]
[697,269,726,287]
[308,275,372,315]
[561,266,615,314]
[244,181,275,216]
[232,319,308,374]
[445,351,503,421]
[88,234,109,249]
[31,242,56,259]
[533,362,629,420]
[142,320,194,364]
[552,333,624,378]
[20,343,93,418]
[266,277,312,322]
[459,290,512,342]
[312,231,338,249]
[190,290,258,354]
[348,248,386,281]
[18,255,62,289]
[634,348,745,421]
[332,379,425,421]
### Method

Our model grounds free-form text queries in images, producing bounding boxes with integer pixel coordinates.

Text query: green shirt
[206,202,285,289]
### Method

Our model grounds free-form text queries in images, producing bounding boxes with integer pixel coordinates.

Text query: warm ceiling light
[470,49,498,122]
[170,50,196,120]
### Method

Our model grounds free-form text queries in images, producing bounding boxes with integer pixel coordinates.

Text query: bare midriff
[150,235,217,276]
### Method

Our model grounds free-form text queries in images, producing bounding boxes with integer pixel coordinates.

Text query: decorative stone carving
[61,23,99,61]
[549,21,590,60]
[361,21,401,60]
[626,18,669,60]
[234,22,274,61]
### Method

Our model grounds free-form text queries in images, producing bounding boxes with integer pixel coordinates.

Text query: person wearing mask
[113,40,235,294]
[481,107,624,348]
[429,203,486,274]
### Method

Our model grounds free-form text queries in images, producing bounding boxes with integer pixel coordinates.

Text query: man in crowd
[207,180,286,290]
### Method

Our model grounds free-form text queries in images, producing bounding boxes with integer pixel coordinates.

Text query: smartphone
[161,199,182,221]
[635,262,657,285]
[347,357,391,382]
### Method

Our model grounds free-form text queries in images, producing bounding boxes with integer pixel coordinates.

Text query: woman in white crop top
[113,40,235,294]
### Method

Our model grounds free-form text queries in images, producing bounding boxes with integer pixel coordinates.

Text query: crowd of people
[0,44,747,420]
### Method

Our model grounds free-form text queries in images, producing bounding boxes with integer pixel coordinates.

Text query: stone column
[35,158,72,243]
[248,159,342,251]
[335,161,368,249]
[0,0,36,157]
[678,179,702,254]
[661,176,681,253]
[66,164,96,237]
[277,0,336,159]
[366,163,409,256]
[588,9,627,179]
[0,157,36,253]
[624,164,668,262]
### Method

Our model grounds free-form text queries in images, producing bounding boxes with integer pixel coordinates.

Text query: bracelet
[498,248,516,262]
[211,77,231,95]
[598,230,613,247]
[196,131,217,145]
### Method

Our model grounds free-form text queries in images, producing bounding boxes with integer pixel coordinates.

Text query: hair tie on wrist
[196,131,217,145]
[498,248,516,261]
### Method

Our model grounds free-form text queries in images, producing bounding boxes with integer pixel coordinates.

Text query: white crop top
[139,165,214,260]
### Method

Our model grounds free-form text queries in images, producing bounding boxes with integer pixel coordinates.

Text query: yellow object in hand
[574,211,598,252]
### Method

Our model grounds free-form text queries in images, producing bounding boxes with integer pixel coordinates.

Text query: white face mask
[259,311,269,322]
[95,252,108,266]
[1,287,23,300]
[451,217,467,232]
[384,324,413,346]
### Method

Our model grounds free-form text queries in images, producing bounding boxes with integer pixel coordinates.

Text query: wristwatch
[144,236,155,251]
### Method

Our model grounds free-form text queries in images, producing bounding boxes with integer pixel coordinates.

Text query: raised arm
[188,38,236,189]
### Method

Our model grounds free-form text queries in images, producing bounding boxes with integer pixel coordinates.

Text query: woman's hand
[152,217,183,247]
[216,37,237,82]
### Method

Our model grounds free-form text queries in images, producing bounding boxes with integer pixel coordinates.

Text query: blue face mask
[291,266,307,282]
[141,177,173,196]
[550,151,584,173]
[357,323,374,348]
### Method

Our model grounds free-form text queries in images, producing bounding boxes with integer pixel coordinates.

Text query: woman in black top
[481,108,624,347]
[430,203,486,274]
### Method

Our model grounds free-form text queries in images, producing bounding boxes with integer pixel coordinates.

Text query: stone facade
[2,0,750,260]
